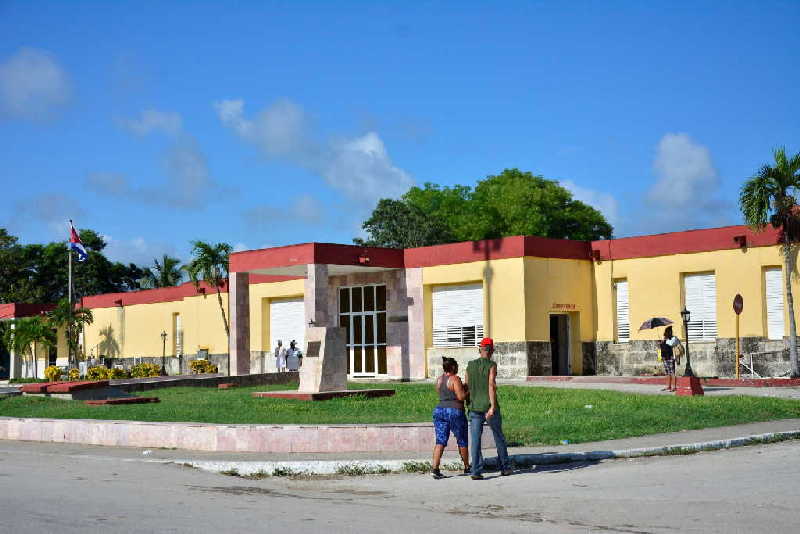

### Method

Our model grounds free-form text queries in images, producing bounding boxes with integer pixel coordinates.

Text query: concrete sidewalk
[11,417,791,476]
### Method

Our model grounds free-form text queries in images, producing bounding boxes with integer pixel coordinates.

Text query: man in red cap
[464,337,512,479]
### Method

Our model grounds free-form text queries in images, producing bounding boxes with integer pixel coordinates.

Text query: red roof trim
[229,242,404,273]
[0,303,54,320]
[589,225,781,261]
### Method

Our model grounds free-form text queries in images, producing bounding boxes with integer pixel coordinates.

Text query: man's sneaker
[501,469,514,476]
[432,468,445,480]
[470,474,484,480]
[462,467,471,476]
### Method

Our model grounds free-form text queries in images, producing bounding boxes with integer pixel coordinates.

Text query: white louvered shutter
[432,284,484,347]
[174,314,183,356]
[765,268,785,340]
[615,280,630,342]
[684,274,717,342]
[270,298,305,351]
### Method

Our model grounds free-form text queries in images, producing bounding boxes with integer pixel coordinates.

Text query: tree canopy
[355,169,613,248]
[0,228,144,304]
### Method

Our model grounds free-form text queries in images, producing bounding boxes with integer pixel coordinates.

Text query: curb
[168,429,800,477]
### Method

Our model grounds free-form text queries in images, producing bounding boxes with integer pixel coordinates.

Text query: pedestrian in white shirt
[274,340,287,372]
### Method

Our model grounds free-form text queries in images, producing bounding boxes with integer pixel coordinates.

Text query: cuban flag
[69,221,88,262]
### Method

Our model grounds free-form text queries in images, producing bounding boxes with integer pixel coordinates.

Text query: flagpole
[68,220,73,367]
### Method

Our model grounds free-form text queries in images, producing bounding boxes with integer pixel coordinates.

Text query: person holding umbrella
[639,317,677,392]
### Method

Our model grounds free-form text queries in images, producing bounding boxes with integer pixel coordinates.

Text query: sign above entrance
[551,303,577,311]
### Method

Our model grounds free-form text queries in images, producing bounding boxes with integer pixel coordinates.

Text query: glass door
[339,285,387,377]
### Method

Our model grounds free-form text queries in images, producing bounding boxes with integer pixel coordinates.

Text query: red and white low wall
[0,417,494,453]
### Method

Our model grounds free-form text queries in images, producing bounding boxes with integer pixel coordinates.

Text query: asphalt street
[0,439,798,533]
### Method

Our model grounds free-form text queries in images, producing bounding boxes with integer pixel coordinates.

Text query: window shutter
[765,268,784,340]
[174,314,183,356]
[615,280,630,342]
[432,284,484,347]
[684,274,717,342]
[270,298,305,350]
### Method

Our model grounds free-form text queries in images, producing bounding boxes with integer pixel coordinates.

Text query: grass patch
[335,463,392,476]
[271,466,301,477]
[2,382,800,446]
[402,460,432,473]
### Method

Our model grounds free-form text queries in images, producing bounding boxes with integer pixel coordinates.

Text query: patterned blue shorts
[663,358,676,376]
[433,407,468,447]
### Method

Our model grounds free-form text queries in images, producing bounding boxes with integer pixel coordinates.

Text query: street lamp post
[160,330,167,372]
[680,307,694,377]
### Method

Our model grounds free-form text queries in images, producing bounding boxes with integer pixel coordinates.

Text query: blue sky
[1,1,798,266]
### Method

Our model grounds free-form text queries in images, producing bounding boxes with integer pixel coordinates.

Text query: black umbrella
[638,317,674,331]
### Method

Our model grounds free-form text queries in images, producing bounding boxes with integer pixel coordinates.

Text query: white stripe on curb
[167,430,800,477]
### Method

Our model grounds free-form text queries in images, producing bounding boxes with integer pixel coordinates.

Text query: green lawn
[2,382,800,446]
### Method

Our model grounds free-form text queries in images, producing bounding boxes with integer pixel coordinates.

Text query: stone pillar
[304,264,329,327]
[228,272,250,376]
[405,268,425,379]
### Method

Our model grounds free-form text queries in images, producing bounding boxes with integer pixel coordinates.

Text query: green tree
[140,255,183,289]
[356,169,613,248]
[1,316,56,378]
[740,147,800,378]
[354,199,454,248]
[0,228,144,304]
[46,298,94,367]
[184,241,232,340]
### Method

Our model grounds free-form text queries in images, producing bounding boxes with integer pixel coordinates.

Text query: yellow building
[5,224,794,379]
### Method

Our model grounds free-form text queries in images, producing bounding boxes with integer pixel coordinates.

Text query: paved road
[1,439,797,533]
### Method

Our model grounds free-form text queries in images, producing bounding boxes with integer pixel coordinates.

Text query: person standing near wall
[286,340,302,371]
[464,337,513,480]
[661,326,682,391]
[274,340,286,372]
[660,327,677,391]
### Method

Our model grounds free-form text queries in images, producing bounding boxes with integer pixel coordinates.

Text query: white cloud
[649,133,719,207]
[324,132,413,202]
[119,109,182,136]
[86,137,224,210]
[215,98,413,203]
[0,48,71,119]
[163,138,216,208]
[232,242,249,253]
[561,179,620,227]
[642,133,728,233]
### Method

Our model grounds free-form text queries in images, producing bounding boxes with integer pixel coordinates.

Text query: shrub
[107,367,130,379]
[86,366,109,380]
[190,359,218,374]
[68,368,80,381]
[44,365,63,382]
[130,362,162,378]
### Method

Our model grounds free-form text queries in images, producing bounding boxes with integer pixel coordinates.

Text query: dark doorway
[48,345,58,368]
[550,314,570,376]
[0,342,9,379]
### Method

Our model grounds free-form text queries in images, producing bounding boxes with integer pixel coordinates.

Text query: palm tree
[740,146,800,378]
[47,298,94,367]
[140,255,183,289]
[184,240,232,340]
[2,316,56,378]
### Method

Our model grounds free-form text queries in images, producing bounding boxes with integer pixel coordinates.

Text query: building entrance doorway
[0,342,9,379]
[550,314,570,375]
[338,285,388,377]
